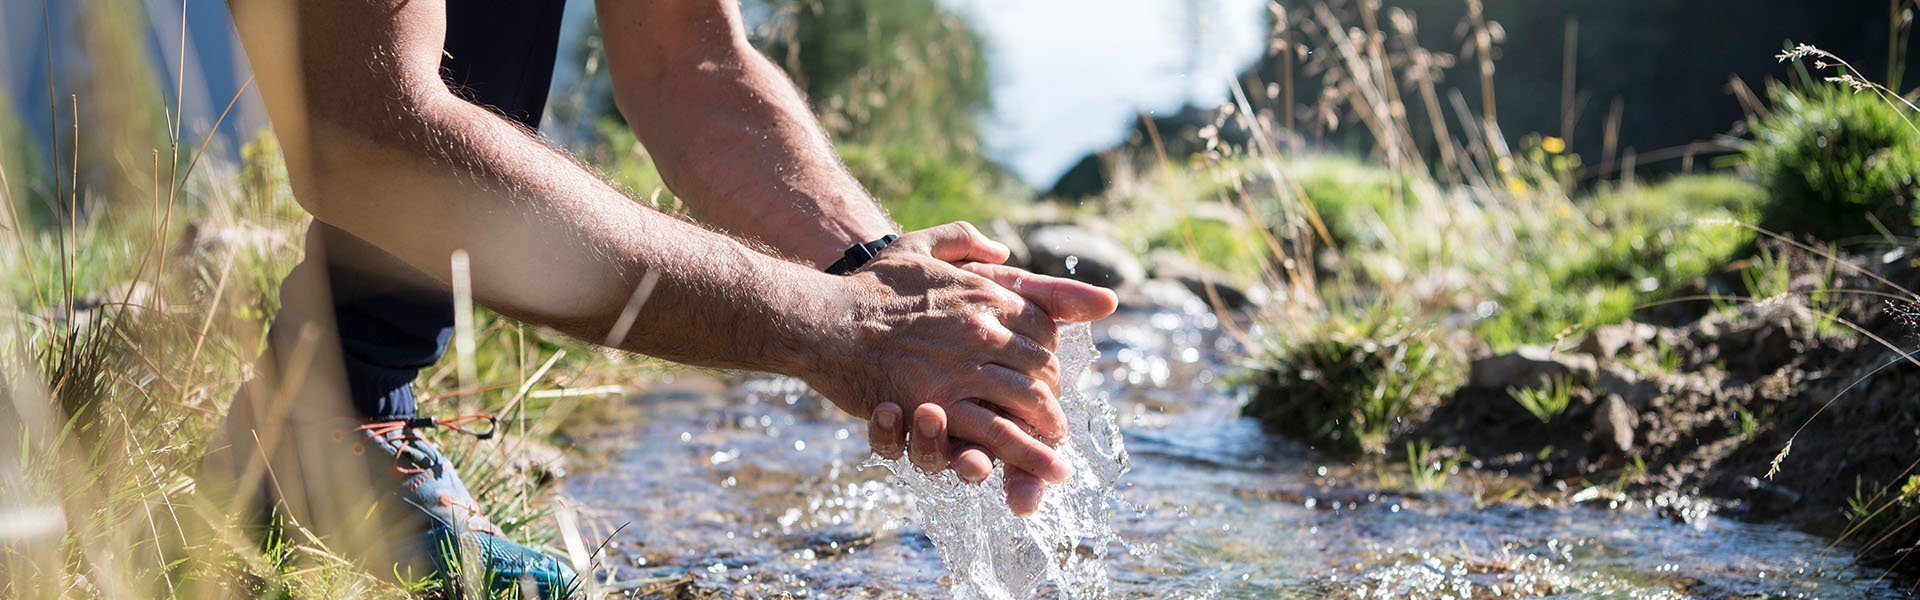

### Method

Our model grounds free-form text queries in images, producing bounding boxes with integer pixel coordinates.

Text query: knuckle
[968,323,1004,346]
[1026,377,1054,401]
[1034,320,1060,347]
[986,418,1025,449]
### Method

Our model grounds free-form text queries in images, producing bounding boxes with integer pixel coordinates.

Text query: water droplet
[1065,255,1079,275]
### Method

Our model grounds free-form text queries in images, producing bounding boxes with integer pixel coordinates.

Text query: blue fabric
[267,0,569,420]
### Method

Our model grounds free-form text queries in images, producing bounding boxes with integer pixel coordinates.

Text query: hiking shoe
[200,411,577,598]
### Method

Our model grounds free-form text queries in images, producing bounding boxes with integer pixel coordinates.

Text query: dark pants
[269,0,569,420]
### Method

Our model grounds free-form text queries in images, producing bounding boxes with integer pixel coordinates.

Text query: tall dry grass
[0,5,652,597]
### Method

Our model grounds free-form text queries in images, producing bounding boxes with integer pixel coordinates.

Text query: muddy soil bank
[1411,243,1920,575]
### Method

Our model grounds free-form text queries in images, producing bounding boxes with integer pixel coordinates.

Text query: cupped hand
[843,224,1119,514]
[801,222,1116,486]
[869,401,1052,515]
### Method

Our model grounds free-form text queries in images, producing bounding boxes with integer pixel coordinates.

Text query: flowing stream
[562,297,1905,597]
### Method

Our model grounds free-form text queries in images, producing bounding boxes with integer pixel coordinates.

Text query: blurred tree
[755,0,993,161]
[0,94,43,227]
[67,0,171,219]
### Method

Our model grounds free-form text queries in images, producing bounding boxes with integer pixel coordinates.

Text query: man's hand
[797,223,1062,481]
[849,227,1121,514]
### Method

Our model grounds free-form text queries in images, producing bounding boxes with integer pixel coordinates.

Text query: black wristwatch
[824,234,899,275]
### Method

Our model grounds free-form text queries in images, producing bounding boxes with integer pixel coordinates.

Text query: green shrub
[1292,157,1416,251]
[1746,84,1920,240]
[1147,213,1269,280]
[1244,305,1461,456]
[757,0,991,161]
[835,143,1008,231]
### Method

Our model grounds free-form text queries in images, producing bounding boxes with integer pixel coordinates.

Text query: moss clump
[1245,306,1461,456]
[1746,83,1920,240]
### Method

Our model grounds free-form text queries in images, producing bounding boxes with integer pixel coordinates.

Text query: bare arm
[596,0,894,268]
[232,0,1092,481]
[235,0,829,374]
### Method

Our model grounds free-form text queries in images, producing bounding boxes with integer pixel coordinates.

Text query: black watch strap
[824,234,900,275]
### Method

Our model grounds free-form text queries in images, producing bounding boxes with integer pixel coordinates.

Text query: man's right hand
[794,223,1115,486]
[863,258,1120,515]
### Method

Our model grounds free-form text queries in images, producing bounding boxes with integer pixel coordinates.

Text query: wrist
[767,266,867,379]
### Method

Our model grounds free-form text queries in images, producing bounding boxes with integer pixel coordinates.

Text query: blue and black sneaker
[200,407,578,598]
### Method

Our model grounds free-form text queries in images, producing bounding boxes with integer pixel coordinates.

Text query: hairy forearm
[605,15,894,268]
[295,89,838,375]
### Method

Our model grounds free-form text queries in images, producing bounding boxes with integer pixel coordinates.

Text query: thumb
[894,222,1010,265]
[962,262,1118,323]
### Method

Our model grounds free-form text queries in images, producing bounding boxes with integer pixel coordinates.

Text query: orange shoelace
[353,413,500,475]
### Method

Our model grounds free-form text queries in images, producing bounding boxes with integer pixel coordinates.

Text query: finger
[897,222,1010,266]
[1005,468,1048,516]
[909,403,951,474]
[962,364,1067,444]
[946,400,1072,483]
[977,322,1060,393]
[868,402,906,460]
[962,263,1118,323]
[984,286,1060,350]
[951,443,993,484]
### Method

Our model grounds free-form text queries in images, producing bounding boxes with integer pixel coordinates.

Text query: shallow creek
[562,299,1904,597]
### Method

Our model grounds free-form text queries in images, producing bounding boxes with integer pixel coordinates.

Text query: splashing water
[1064,255,1079,275]
[869,322,1130,599]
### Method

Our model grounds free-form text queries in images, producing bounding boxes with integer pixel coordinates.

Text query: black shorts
[442,0,569,129]
[273,0,571,419]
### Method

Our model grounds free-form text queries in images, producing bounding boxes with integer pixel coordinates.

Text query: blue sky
[947,0,1269,185]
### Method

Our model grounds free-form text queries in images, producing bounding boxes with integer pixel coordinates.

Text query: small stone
[1119,279,1207,312]
[1147,250,1257,310]
[1577,322,1657,362]
[1690,301,1811,375]
[1742,476,1801,521]
[1468,345,1599,391]
[1593,394,1637,452]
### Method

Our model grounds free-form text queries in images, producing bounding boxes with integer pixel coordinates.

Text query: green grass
[1508,376,1577,424]
[1473,176,1766,349]
[1243,302,1462,457]
[1844,475,1920,567]
[1404,439,1457,492]
[0,132,634,597]
[1725,244,1849,338]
